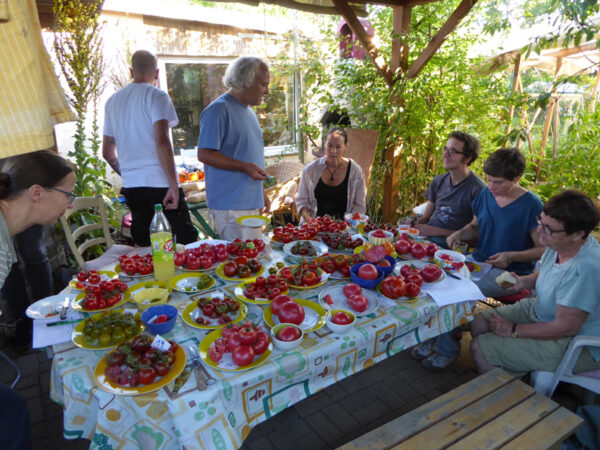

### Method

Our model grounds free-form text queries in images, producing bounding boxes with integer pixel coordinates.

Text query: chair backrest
[59,195,114,270]
[265,160,305,185]
[344,128,380,185]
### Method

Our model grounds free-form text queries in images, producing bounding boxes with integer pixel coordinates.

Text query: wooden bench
[339,368,583,449]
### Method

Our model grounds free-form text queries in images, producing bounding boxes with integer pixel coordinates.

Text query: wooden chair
[59,195,133,271]
[343,128,379,185]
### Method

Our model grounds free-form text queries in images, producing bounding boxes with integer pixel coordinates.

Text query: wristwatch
[511,323,518,338]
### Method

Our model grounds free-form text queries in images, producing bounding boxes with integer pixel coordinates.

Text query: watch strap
[511,323,518,338]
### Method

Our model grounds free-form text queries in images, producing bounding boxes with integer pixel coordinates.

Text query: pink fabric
[578,369,600,378]
[496,289,531,304]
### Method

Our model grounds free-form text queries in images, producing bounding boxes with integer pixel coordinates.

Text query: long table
[48,247,476,448]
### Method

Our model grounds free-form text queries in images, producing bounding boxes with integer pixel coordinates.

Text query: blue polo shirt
[198,93,265,210]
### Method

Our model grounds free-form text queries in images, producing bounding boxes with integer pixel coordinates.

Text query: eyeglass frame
[442,145,466,157]
[50,187,77,202]
[536,213,566,235]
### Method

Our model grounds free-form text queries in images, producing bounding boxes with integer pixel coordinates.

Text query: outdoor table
[47,245,476,449]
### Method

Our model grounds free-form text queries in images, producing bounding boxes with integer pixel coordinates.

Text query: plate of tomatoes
[215,257,264,281]
[72,309,145,350]
[376,274,425,301]
[226,238,269,259]
[69,270,118,291]
[314,253,364,279]
[181,294,247,329]
[234,274,289,304]
[320,232,364,253]
[169,272,215,293]
[395,261,445,284]
[73,279,130,312]
[115,254,154,277]
[263,297,327,333]
[94,336,185,395]
[270,223,319,245]
[283,240,328,260]
[394,238,438,261]
[318,284,378,317]
[278,261,328,290]
[176,240,229,271]
[200,323,272,371]
[360,222,399,240]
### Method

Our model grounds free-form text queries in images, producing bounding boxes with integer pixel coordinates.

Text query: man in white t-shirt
[102,50,197,246]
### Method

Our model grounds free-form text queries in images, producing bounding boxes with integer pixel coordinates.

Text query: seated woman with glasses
[296,127,366,221]
[470,189,600,377]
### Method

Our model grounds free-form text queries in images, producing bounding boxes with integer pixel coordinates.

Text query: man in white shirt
[103,50,197,246]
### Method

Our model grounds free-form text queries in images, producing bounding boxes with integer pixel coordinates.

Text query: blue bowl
[375,255,396,277]
[350,263,385,290]
[141,304,177,335]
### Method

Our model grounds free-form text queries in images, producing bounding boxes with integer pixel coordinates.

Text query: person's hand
[163,186,179,210]
[414,224,436,236]
[489,313,513,337]
[262,192,271,215]
[485,252,512,269]
[244,163,267,181]
[446,231,460,249]
[505,272,525,292]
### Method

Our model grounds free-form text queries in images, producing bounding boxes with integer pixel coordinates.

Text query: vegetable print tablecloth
[49,250,476,449]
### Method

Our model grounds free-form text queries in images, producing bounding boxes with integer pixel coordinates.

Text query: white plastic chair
[531,335,600,403]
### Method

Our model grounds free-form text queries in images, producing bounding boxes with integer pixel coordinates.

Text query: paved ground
[0,316,594,450]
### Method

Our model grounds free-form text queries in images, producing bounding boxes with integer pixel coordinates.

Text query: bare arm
[102,135,120,175]
[415,201,435,224]
[446,216,479,248]
[485,228,544,268]
[153,119,179,210]
[489,305,589,339]
[197,148,267,181]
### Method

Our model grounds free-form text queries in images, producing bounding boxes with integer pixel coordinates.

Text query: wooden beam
[542,41,597,58]
[333,0,395,86]
[391,5,412,75]
[504,53,521,146]
[405,0,478,79]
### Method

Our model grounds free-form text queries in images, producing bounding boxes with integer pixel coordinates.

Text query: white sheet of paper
[425,273,486,307]
[32,311,83,348]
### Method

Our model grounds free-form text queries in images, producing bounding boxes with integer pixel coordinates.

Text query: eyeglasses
[536,213,565,235]
[442,146,466,156]
[50,187,77,203]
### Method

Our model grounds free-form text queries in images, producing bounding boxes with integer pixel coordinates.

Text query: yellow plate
[215,261,264,282]
[263,298,327,333]
[233,278,289,305]
[94,345,186,395]
[69,270,118,290]
[181,297,247,329]
[354,244,397,259]
[126,280,173,299]
[199,328,272,372]
[114,263,154,278]
[72,290,131,313]
[71,310,145,350]
[375,282,424,302]
[280,265,328,290]
[236,215,269,227]
[168,272,215,293]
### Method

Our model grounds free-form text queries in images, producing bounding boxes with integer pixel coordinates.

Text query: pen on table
[445,271,462,280]
[46,319,83,327]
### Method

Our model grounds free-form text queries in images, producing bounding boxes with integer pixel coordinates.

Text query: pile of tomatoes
[315,254,363,278]
[272,223,318,243]
[271,295,305,325]
[290,240,318,257]
[340,283,369,312]
[222,256,262,279]
[226,239,265,258]
[394,236,438,260]
[175,243,227,270]
[438,252,465,271]
[321,232,363,251]
[104,335,177,386]
[194,296,240,325]
[119,254,154,276]
[278,260,322,287]
[378,263,432,299]
[363,222,398,239]
[208,322,270,366]
[81,275,128,310]
[242,274,288,300]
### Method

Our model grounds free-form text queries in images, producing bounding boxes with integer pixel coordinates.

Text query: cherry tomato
[76,271,87,282]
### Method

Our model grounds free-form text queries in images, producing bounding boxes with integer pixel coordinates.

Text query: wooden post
[391,5,412,75]
[504,53,521,146]
[552,97,560,158]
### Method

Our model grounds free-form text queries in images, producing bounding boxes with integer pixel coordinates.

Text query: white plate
[317,285,379,317]
[394,260,446,284]
[26,294,76,319]
[184,239,229,250]
[282,240,328,260]
[320,233,365,254]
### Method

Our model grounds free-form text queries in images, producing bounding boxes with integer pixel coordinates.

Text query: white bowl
[326,309,356,334]
[367,229,394,246]
[397,227,419,239]
[270,323,304,351]
[345,213,369,228]
[434,249,466,272]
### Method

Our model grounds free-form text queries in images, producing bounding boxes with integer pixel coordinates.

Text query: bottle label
[151,233,174,263]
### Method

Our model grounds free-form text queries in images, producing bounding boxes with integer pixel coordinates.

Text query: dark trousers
[121,187,198,246]
[0,383,30,449]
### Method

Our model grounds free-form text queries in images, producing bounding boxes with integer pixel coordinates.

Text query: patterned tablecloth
[49,248,476,449]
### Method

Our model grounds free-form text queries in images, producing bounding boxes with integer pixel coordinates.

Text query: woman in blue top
[413,148,544,371]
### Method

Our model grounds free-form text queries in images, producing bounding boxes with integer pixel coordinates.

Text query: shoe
[421,351,458,371]
[410,339,436,360]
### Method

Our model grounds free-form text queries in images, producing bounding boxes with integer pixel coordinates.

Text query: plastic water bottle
[150,204,175,281]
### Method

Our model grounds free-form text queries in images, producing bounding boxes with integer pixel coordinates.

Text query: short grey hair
[223,57,268,90]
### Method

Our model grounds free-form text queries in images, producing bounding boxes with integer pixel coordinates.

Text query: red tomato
[405,272,424,287]
[419,263,442,282]
[332,311,353,325]
[439,253,453,262]
[406,282,421,297]
[232,344,255,366]
[237,265,252,278]
[271,294,293,315]
[208,346,222,363]
[301,271,318,286]
[76,271,87,282]
[221,323,239,339]
[238,325,257,345]
[381,276,406,299]
[394,239,412,254]
[411,243,427,259]
[253,239,266,252]
[234,256,248,266]
[198,255,213,270]
[174,252,185,266]
[372,229,387,238]
[376,259,391,267]
[154,361,170,377]
[339,264,351,277]
[400,264,417,278]
[276,325,301,342]
[186,257,201,271]
[357,264,379,280]
[138,367,157,385]
[88,273,101,285]
[215,247,228,261]
[227,333,242,350]
[348,295,368,312]
[277,301,305,325]
[253,332,270,354]
[425,243,438,257]
[343,283,362,298]
[223,261,238,277]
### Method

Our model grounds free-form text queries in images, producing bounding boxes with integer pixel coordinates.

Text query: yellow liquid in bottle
[150,231,175,281]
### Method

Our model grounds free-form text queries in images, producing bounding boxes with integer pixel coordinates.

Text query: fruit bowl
[326,309,356,334]
[397,227,419,239]
[344,213,369,228]
[141,304,177,335]
[367,229,394,246]
[434,249,466,272]
[376,255,396,277]
[133,287,169,311]
[350,263,385,290]
[270,323,304,351]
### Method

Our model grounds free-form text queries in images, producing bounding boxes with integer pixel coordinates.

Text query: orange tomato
[178,171,189,183]
[383,242,394,255]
